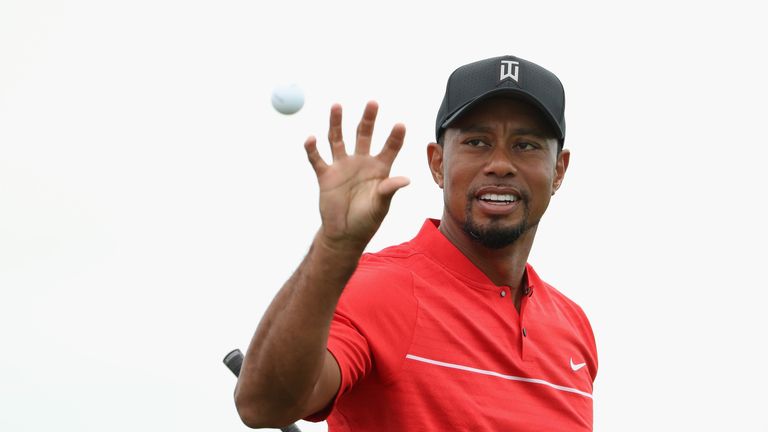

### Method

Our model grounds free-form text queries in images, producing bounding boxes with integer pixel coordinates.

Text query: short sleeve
[303,255,417,422]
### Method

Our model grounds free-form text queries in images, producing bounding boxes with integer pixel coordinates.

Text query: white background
[2,1,767,431]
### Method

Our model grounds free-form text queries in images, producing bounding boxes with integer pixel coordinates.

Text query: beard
[462,192,538,249]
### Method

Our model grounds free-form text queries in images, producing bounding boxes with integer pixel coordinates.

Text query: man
[235,55,598,431]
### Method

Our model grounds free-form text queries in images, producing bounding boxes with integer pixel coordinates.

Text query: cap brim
[440,88,564,140]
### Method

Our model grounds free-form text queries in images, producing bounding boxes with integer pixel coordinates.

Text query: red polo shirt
[307,219,597,430]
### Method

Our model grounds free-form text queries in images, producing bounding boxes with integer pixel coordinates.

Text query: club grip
[223,349,244,376]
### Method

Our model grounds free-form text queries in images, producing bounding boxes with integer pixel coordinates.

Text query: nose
[483,146,517,178]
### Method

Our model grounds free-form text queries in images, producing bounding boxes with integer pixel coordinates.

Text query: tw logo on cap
[500,60,520,82]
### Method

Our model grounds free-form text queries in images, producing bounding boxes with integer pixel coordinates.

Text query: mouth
[477,193,519,205]
[472,187,523,215]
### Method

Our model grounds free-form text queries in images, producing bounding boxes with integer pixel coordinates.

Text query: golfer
[235,55,598,431]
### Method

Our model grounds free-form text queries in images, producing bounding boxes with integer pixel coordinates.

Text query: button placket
[519,292,534,361]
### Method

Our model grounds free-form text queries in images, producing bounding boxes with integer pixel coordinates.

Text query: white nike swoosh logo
[570,357,586,372]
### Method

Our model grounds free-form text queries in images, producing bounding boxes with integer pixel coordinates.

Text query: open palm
[304,101,410,251]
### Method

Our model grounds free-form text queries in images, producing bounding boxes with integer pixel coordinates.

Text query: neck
[438,216,536,294]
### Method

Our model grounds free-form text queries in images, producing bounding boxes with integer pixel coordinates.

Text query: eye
[514,140,541,151]
[465,138,490,147]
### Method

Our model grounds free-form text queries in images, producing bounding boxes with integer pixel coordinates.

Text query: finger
[377,176,411,198]
[354,101,378,156]
[304,135,327,175]
[376,122,406,167]
[327,103,347,161]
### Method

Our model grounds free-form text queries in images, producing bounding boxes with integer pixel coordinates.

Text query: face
[427,97,569,249]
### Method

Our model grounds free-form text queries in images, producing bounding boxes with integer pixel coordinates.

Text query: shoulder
[339,245,418,313]
[529,266,595,339]
[529,266,598,372]
[353,241,419,284]
[544,280,589,319]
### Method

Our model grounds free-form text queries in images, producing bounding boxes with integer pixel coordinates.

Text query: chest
[396,276,595,428]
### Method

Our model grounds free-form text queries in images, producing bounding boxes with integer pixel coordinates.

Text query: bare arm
[234,101,409,428]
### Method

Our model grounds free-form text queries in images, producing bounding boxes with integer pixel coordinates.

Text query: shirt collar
[408,219,537,294]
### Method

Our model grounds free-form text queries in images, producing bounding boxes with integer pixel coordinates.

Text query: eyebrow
[458,125,495,134]
[458,125,550,138]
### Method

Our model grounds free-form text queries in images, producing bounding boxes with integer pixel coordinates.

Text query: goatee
[462,193,537,249]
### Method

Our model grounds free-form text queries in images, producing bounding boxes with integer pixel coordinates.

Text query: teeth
[480,193,517,202]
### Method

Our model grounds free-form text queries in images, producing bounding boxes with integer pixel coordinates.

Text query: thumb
[377,176,410,198]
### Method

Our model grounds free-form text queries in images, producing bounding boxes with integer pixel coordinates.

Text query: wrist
[314,229,367,262]
[307,232,365,288]
[314,229,368,258]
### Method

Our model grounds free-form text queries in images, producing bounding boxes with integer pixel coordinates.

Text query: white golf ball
[271,84,305,115]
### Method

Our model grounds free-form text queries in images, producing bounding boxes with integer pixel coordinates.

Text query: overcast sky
[2,1,767,431]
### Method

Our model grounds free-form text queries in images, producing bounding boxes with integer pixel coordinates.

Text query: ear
[427,142,445,189]
[552,148,570,193]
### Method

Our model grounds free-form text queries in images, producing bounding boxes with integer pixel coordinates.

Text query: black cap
[435,55,566,142]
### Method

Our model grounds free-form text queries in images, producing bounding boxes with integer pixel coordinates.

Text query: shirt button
[500,290,507,298]
[522,327,528,337]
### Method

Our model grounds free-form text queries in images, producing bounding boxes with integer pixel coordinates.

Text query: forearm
[235,100,408,427]
[234,232,362,425]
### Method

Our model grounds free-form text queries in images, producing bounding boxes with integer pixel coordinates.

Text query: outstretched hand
[304,101,410,252]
